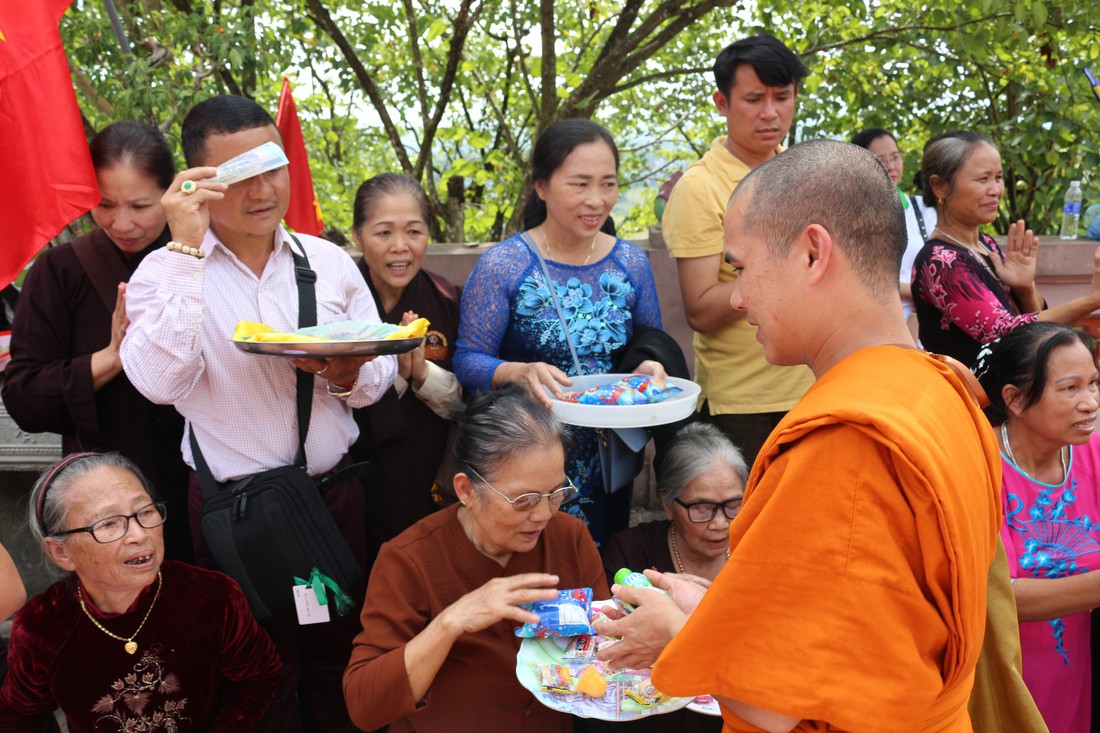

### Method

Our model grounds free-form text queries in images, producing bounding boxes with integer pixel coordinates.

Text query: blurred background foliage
[62,0,1099,243]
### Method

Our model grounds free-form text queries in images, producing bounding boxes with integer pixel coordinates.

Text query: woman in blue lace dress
[453,120,665,545]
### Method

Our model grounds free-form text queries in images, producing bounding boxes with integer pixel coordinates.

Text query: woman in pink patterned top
[911,131,1100,366]
[976,322,1100,733]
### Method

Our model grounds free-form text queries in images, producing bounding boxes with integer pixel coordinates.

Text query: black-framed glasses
[674,497,742,523]
[53,502,167,544]
[466,467,579,512]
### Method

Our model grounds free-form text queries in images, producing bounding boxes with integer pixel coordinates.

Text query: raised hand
[990,219,1039,290]
[161,168,227,247]
[397,310,428,388]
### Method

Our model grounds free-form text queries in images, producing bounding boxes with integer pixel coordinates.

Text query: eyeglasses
[53,502,167,544]
[466,467,579,512]
[674,497,742,523]
[876,152,902,166]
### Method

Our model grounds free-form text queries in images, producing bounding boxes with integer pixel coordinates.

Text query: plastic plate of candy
[546,374,700,428]
[515,630,692,720]
[232,337,423,358]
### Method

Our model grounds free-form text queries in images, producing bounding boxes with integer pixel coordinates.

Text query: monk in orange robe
[635,141,1002,731]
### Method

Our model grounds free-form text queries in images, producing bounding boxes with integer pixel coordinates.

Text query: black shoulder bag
[193,239,361,621]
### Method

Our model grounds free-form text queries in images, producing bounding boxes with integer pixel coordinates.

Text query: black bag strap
[910,194,928,241]
[191,235,317,500]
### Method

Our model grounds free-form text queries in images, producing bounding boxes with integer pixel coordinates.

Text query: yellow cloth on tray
[231,322,334,343]
[231,318,430,343]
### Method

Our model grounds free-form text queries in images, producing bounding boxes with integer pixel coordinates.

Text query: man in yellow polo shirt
[663,33,815,462]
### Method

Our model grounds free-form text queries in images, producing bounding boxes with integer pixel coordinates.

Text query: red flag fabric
[275,78,324,236]
[0,0,99,288]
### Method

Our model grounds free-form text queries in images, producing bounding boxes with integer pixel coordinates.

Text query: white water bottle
[1061,181,1082,240]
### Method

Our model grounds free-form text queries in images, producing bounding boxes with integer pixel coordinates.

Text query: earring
[459,500,467,508]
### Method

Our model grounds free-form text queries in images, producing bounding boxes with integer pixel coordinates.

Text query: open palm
[989,220,1038,290]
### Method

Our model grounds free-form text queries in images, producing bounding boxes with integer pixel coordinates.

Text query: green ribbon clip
[293,567,354,616]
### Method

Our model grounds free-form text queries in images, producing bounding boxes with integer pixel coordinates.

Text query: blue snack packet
[515,587,594,638]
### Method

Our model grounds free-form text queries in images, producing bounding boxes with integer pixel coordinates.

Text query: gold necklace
[77,570,163,655]
[1001,422,1067,485]
[669,522,729,574]
[540,227,597,266]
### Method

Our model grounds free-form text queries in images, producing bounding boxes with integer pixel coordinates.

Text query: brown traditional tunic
[1,228,192,561]
[344,506,609,733]
[350,266,461,551]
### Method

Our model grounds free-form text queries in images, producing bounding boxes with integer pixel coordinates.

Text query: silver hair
[28,452,155,554]
[656,422,748,504]
[453,383,572,483]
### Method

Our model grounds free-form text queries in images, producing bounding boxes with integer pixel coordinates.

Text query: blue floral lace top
[453,233,662,526]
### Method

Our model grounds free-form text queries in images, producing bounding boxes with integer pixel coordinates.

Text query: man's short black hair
[713,33,808,95]
[181,94,276,167]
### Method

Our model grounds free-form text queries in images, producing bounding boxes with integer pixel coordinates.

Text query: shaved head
[730,139,907,297]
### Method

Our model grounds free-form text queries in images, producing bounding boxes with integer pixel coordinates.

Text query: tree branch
[538,0,556,131]
[800,13,1014,55]
[610,65,710,95]
[413,0,485,179]
[400,0,430,124]
[304,0,414,173]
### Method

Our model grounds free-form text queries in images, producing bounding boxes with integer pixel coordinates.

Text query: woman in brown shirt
[343,385,609,732]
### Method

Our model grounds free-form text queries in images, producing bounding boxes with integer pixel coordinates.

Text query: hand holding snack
[593,582,688,671]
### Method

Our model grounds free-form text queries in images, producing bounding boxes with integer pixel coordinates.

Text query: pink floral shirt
[911,233,1037,366]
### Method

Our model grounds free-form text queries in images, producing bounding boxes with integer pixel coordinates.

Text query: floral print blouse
[911,233,1037,366]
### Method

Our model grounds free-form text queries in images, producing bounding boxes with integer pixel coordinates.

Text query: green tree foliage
[61,0,1098,242]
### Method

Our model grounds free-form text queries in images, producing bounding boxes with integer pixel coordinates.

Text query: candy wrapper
[561,375,684,406]
[537,664,573,694]
[515,588,594,638]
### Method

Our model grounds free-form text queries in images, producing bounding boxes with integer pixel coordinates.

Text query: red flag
[275,78,324,236]
[0,0,99,287]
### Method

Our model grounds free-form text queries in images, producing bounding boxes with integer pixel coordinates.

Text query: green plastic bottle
[612,568,670,612]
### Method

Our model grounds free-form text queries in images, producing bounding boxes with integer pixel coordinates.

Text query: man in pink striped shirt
[121,94,395,733]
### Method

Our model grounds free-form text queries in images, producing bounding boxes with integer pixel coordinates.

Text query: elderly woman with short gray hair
[0,452,281,731]
[343,384,608,733]
[601,422,747,588]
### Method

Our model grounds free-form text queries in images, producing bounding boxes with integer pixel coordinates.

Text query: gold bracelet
[326,373,359,399]
[166,241,206,259]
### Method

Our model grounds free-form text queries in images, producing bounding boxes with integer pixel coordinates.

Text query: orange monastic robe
[652,346,1001,732]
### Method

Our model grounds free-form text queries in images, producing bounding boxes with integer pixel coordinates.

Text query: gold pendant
[124,641,137,655]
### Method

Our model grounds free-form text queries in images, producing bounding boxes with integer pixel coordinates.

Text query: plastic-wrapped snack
[515,587,594,638]
[563,635,598,660]
[561,375,684,406]
[623,677,668,707]
[296,318,429,341]
[536,664,574,694]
